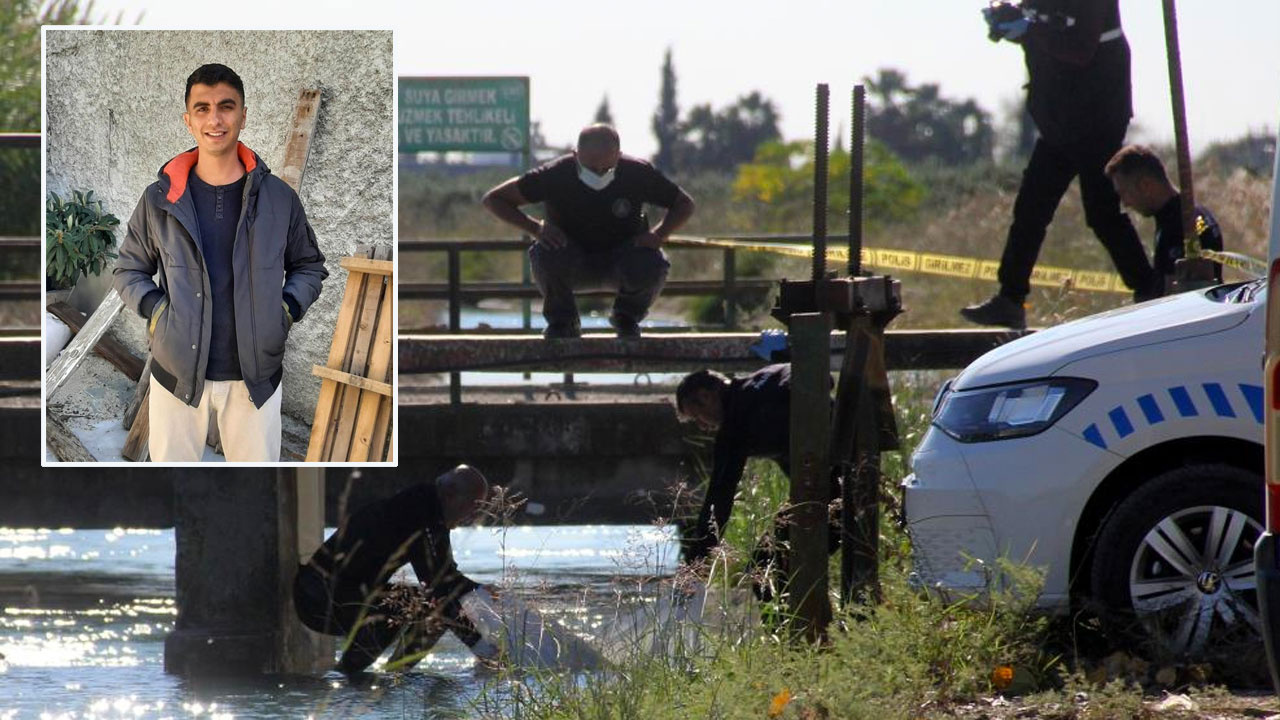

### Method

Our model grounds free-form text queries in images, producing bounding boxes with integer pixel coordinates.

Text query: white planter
[46,287,73,307]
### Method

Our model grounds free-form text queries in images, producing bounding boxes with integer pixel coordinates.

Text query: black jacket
[1022,0,1132,145]
[299,482,479,643]
[1153,194,1224,280]
[306,483,477,603]
[684,364,793,563]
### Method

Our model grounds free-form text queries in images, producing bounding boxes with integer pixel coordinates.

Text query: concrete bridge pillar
[163,467,333,676]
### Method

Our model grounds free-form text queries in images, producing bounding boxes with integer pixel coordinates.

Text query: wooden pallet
[305,245,394,462]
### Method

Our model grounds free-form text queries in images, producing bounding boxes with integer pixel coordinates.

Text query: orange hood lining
[162,142,258,204]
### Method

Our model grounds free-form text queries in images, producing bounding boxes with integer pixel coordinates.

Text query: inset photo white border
[41,27,398,467]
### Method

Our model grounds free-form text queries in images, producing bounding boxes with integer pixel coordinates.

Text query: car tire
[1089,463,1263,661]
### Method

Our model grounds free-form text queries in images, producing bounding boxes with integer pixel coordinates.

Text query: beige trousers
[148,375,282,462]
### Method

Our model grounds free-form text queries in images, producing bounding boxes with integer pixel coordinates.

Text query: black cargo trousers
[996,123,1155,302]
[529,240,670,330]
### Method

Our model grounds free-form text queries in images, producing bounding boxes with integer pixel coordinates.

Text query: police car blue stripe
[1083,424,1106,449]
[1108,407,1134,438]
[1241,384,1264,424]
[1168,386,1198,417]
[1202,383,1235,418]
[1136,394,1164,425]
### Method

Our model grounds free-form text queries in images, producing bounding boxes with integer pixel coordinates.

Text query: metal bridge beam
[398,329,1027,375]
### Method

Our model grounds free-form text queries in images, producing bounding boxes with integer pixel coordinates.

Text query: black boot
[608,314,641,339]
[960,295,1026,329]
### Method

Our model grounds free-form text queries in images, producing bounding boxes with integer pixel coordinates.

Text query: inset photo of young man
[42,29,395,464]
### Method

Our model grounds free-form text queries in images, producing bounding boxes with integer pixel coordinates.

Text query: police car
[904,273,1268,657]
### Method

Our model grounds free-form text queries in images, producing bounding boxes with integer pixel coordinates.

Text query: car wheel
[1089,464,1263,659]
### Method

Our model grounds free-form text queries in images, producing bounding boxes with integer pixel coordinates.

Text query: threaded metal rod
[849,85,865,276]
[812,83,829,283]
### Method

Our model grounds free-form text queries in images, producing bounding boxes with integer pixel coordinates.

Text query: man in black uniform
[1104,144,1223,293]
[482,124,695,338]
[293,465,492,674]
[676,365,838,598]
[962,0,1156,329]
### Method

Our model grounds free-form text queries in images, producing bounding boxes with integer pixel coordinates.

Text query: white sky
[88,0,1280,158]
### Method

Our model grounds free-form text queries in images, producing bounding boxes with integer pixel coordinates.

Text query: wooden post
[788,312,833,641]
[46,408,95,462]
[276,90,322,191]
[831,316,889,604]
[46,301,144,381]
[1161,0,1196,251]
[122,356,151,430]
[122,395,150,462]
[45,292,123,399]
[1162,0,1215,287]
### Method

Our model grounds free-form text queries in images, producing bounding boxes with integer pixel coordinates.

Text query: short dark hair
[1104,144,1169,183]
[577,123,620,153]
[185,64,245,106]
[675,369,729,414]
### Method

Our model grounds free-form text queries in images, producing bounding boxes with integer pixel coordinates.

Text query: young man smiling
[113,63,328,462]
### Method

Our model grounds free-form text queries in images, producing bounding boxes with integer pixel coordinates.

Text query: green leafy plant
[46,189,119,290]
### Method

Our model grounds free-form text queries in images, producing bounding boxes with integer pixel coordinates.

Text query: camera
[983,1,1026,42]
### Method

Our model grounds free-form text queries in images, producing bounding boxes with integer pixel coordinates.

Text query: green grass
[464,369,1280,718]
[465,374,1053,719]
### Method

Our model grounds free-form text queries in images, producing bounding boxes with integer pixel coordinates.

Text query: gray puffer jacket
[114,143,328,408]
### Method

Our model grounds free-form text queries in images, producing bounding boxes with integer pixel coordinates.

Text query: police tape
[1200,249,1267,276]
[668,235,1266,292]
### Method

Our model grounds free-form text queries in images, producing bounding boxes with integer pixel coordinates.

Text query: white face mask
[577,162,616,191]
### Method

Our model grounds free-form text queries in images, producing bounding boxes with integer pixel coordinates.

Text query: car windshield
[1208,278,1266,304]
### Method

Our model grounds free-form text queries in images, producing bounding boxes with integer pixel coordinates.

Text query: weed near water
[463,367,1280,718]
[465,373,1067,719]
[467,552,1062,719]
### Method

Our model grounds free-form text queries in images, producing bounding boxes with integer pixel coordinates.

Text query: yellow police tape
[667,235,1265,293]
[1200,249,1267,276]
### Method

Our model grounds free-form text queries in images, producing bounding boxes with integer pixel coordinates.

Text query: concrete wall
[2,402,703,528]
[44,29,393,422]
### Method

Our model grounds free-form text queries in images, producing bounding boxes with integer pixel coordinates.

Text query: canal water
[0,524,680,718]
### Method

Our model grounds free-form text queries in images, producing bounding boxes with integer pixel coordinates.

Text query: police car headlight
[931,378,955,418]
[933,377,1096,443]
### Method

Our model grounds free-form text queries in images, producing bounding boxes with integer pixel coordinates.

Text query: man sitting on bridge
[482,124,695,339]
[676,365,839,599]
[293,465,495,674]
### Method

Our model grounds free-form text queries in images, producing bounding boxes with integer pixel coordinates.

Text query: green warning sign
[398,76,530,153]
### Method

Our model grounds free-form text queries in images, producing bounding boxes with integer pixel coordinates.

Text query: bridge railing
[398,235,823,332]
[1,133,41,336]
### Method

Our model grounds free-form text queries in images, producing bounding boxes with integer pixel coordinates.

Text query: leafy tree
[651,48,679,173]
[1,1,125,242]
[995,92,1037,164]
[673,91,781,173]
[863,68,994,166]
[2,1,124,130]
[732,139,924,231]
[593,95,614,126]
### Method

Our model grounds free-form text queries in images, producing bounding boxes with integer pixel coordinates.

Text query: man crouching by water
[294,465,495,674]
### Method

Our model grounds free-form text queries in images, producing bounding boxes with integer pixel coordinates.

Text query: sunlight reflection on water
[0,524,679,718]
